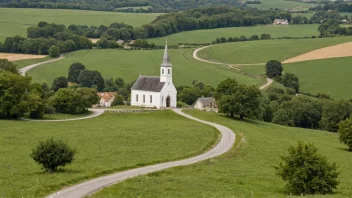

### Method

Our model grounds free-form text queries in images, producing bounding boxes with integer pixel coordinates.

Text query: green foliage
[68,62,85,83]
[179,87,201,105]
[320,100,352,132]
[282,73,300,92]
[0,59,19,74]
[214,78,238,100]
[104,78,118,92]
[114,77,125,88]
[275,141,339,195]
[27,89,46,118]
[338,117,352,151]
[51,76,68,92]
[48,45,60,58]
[265,60,283,78]
[112,94,124,106]
[30,138,75,173]
[77,69,105,91]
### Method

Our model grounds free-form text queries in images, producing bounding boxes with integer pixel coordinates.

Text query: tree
[114,77,125,88]
[179,87,201,105]
[112,94,124,106]
[104,78,118,92]
[275,141,339,195]
[265,60,283,78]
[48,45,60,58]
[27,89,46,118]
[214,78,239,100]
[0,59,19,74]
[68,62,85,83]
[338,118,352,151]
[77,69,105,91]
[282,73,300,92]
[51,76,68,92]
[320,100,352,132]
[30,138,75,173]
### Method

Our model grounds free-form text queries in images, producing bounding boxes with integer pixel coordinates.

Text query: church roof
[161,41,172,67]
[131,76,165,92]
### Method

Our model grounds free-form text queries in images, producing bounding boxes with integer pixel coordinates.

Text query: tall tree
[51,76,68,92]
[265,60,283,78]
[77,69,105,91]
[68,62,85,83]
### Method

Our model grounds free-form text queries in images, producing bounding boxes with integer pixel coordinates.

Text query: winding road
[22,109,105,122]
[46,109,236,198]
[193,45,272,89]
[19,54,64,76]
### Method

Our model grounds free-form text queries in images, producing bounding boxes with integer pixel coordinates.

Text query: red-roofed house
[97,92,117,107]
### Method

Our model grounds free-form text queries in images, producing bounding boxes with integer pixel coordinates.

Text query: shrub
[338,118,352,151]
[30,138,75,173]
[49,45,60,58]
[275,141,339,195]
[266,60,283,78]
[112,95,124,106]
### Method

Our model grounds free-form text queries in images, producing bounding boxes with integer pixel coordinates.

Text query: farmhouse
[131,42,177,108]
[273,19,289,25]
[97,92,116,107]
[193,97,218,112]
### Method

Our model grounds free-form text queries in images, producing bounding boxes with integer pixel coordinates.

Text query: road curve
[22,109,105,122]
[46,109,236,198]
[19,54,64,76]
[193,45,272,90]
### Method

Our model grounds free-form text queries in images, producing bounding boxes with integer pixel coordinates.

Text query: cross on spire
[161,40,172,67]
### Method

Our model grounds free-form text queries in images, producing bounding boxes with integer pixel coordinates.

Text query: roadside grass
[0,8,161,41]
[27,48,263,87]
[197,37,352,64]
[13,56,52,68]
[247,0,317,10]
[22,111,93,120]
[147,24,319,46]
[0,110,219,198]
[91,110,352,198]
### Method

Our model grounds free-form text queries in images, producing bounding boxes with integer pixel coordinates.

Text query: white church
[131,42,177,108]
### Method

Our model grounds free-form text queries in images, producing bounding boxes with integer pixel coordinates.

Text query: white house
[193,97,218,112]
[131,42,177,108]
[97,92,116,107]
[273,19,289,25]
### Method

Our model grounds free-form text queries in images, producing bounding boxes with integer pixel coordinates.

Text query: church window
[136,94,138,102]
[168,69,170,74]
[162,69,164,74]
[150,95,152,103]
[143,95,145,103]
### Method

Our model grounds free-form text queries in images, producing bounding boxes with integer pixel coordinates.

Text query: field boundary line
[19,54,64,76]
[46,109,236,198]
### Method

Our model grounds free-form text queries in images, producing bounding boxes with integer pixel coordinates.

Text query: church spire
[161,40,172,67]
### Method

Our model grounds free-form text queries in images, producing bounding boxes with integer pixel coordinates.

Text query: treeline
[291,10,345,24]
[0,0,242,12]
[318,20,352,37]
[0,22,92,55]
[309,1,352,13]
[213,33,271,44]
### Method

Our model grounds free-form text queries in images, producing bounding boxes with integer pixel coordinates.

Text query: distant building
[341,19,350,24]
[97,92,116,107]
[116,39,124,45]
[130,42,177,109]
[273,19,289,25]
[193,97,218,112]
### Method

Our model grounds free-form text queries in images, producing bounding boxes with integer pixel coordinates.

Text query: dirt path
[0,53,46,61]
[282,41,352,64]
[46,109,236,198]
[19,54,64,76]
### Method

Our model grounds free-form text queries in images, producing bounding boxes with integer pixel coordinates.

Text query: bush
[177,101,189,108]
[112,95,124,106]
[30,138,75,173]
[265,60,283,78]
[48,45,60,58]
[282,73,300,92]
[275,141,339,195]
[338,118,352,151]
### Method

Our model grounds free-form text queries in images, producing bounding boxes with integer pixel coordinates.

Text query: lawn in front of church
[0,110,219,198]
[27,48,263,87]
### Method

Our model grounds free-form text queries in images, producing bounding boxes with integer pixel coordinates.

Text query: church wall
[160,82,177,108]
[131,90,160,108]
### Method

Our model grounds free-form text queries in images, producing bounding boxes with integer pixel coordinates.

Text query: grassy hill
[27,48,263,87]
[197,37,351,64]
[0,111,218,197]
[147,24,320,46]
[0,8,161,41]
[91,110,352,198]
[246,0,318,11]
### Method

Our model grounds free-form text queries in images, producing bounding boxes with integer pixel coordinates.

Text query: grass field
[91,110,352,198]
[0,110,218,198]
[198,37,352,64]
[23,111,93,120]
[292,12,315,19]
[147,24,319,46]
[27,48,263,87]
[0,8,161,41]
[247,0,317,10]
[13,56,52,68]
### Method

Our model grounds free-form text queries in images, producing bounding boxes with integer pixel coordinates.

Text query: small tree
[265,60,283,78]
[51,76,68,92]
[275,141,339,195]
[282,73,300,92]
[30,138,75,173]
[338,118,352,151]
[49,45,60,58]
[112,95,124,106]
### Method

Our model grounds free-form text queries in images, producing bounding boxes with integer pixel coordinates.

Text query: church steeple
[161,41,172,67]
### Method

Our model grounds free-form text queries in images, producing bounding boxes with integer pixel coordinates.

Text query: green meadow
[198,37,352,64]
[27,48,263,87]
[147,24,319,46]
[247,0,317,10]
[0,111,218,198]
[92,110,352,198]
[0,8,161,41]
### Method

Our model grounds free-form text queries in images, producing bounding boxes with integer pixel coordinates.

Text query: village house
[130,42,177,108]
[193,97,218,112]
[97,92,116,107]
[273,19,289,25]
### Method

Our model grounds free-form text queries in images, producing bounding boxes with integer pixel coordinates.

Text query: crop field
[246,0,317,10]
[147,24,320,46]
[91,110,352,198]
[0,111,218,197]
[0,8,161,41]
[197,37,352,64]
[27,48,263,87]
